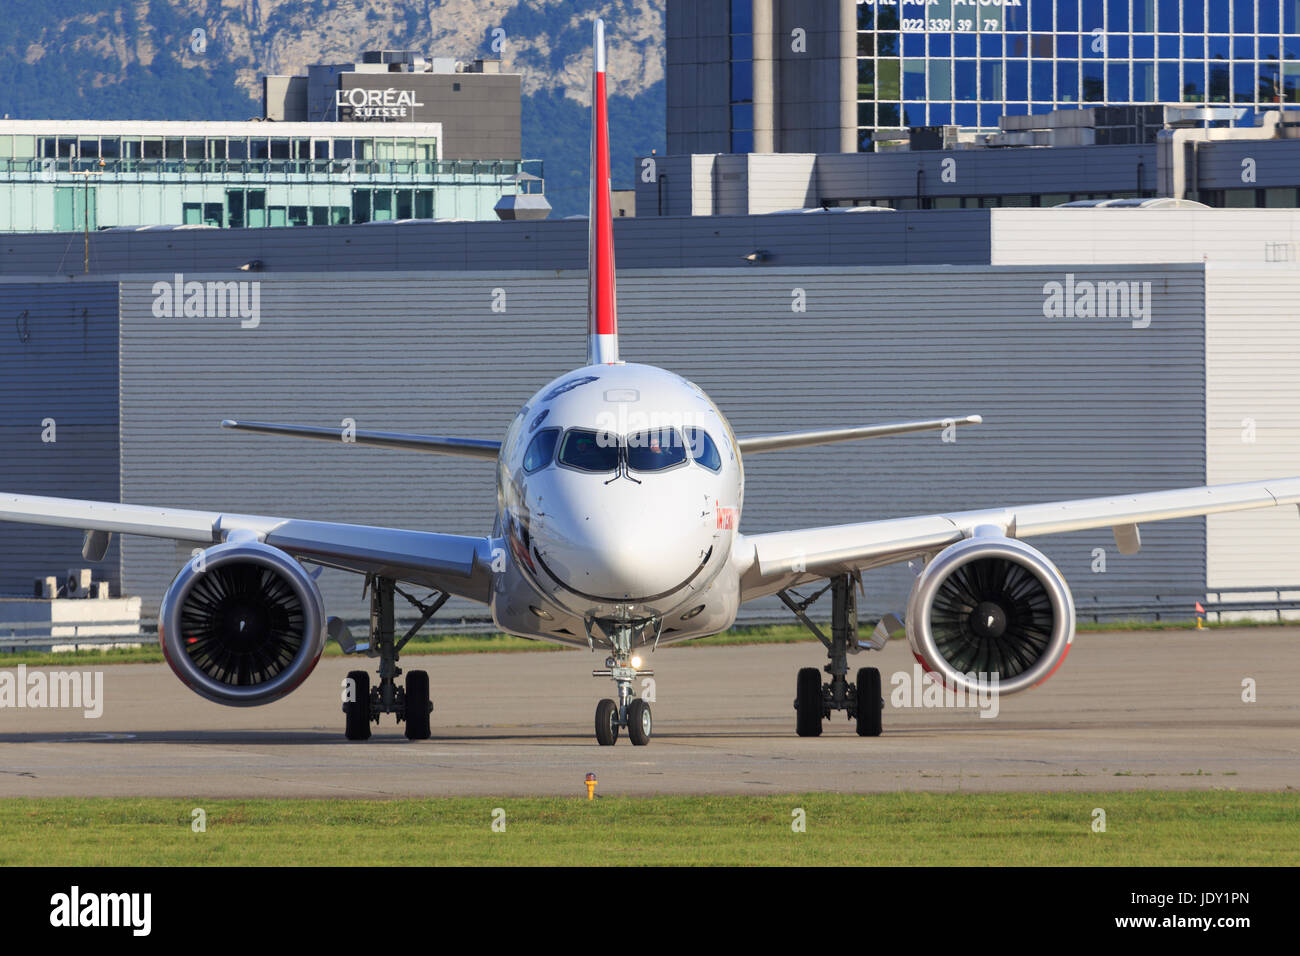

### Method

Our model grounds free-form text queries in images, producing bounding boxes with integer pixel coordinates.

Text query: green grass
[0,616,1282,669]
[0,792,1293,866]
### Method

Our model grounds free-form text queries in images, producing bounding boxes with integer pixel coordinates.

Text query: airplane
[4,19,1300,747]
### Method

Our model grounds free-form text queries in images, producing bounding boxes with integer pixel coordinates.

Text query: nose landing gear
[590,619,656,746]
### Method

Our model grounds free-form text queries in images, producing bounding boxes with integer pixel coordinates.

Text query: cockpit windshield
[557,428,619,473]
[542,426,721,477]
[523,427,560,473]
[626,428,688,472]
[683,427,722,472]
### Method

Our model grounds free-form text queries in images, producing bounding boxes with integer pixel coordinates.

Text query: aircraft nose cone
[535,496,713,602]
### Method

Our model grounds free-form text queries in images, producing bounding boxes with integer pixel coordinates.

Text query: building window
[351,189,371,224]
[847,0,1283,134]
[247,189,266,227]
[415,189,434,218]
[729,0,753,152]
[226,190,244,228]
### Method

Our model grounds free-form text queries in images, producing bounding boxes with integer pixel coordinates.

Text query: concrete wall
[263,76,308,122]
[772,0,849,153]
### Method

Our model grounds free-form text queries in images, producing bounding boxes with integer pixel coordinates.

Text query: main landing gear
[779,572,885,739]
[590,619,655,746]
[341,575,446,741]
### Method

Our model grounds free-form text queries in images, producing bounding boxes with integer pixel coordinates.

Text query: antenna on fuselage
[587,18,620,366]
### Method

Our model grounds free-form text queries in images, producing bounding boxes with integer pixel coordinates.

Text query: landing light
[630,655,643,669]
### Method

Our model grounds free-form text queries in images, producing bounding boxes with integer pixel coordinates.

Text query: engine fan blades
[928,556,1054,678]
[179,563,306,686]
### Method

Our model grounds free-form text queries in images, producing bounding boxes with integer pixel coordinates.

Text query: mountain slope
[0,0,665,217]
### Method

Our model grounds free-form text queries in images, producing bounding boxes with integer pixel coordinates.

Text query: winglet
[587,18,619,366]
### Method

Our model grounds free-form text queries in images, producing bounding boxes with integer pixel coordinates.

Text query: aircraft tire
[595,698,619,746]
[795,667,823,737]
[344,670,371,741]
[855,667,883,737]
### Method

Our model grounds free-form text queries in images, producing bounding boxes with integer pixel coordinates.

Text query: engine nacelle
[159,539,326,706]
[906,536,1075,695]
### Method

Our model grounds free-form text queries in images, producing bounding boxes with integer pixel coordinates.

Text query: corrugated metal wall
[1,213,996,276]
[990,209,1300,266]
[815,144,1156,202]
[1197,140,1300,191]
[1205,263,1300,588]
[116,264,1208,625]
[0,279,120,597]
[746,154,819,213]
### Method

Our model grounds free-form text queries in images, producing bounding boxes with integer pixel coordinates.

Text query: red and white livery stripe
[587,18,620,366]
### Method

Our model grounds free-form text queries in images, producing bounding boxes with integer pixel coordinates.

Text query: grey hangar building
[2,206,1298,629]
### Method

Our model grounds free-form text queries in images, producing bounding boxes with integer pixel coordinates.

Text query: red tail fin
[587,18,619,366]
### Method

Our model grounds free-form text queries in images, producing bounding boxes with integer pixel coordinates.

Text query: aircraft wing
[737,415,981,454]
[736,477,1300,601]
[0,492,497,603]
[221,419,501,460]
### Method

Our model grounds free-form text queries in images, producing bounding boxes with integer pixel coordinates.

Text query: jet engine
[906,536,1075,695]
[159,539,326,706]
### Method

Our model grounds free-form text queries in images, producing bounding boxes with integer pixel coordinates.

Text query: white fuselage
[490,363,743,650]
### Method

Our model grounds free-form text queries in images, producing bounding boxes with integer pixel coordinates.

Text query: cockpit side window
[626,428,688,472]
[684,427,722,472]
[557,428,619,473]
[523,427,561,473]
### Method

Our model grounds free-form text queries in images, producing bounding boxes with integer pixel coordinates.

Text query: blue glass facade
[857,0,1300,149]
[731,1,755,152]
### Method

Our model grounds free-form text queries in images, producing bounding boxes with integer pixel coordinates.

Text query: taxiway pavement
[1,628,1296,797]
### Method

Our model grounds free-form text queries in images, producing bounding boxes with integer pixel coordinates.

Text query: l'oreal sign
[335,87,424,119]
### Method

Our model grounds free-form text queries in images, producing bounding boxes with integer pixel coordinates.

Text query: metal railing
[0,619,157,651]
[1071,586,1300,624]
[755,586,1300,628]
[0,615,497,652]
[0,157,544,184]
[3,585,1297,652]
